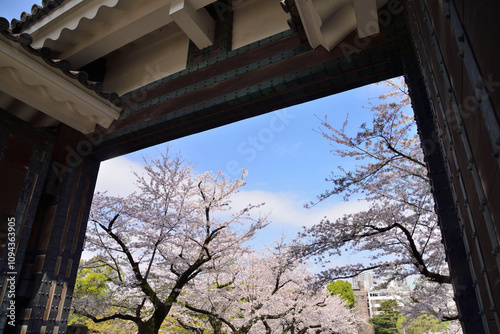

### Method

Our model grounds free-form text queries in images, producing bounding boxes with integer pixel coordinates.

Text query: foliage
[404,279,458,324]
[326,280,355,309]
[298,78,457,321]
[175,240,365,333]
[72,257,118,300]
[369,299,401,334]
[68,258,135,333]
[72,149,268,334]
[435,321,464,334]
[399,314,449,334]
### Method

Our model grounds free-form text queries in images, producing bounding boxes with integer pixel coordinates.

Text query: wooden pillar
[404,56,485,332]
[405,0,500,332]
[0,112,100,333]
[0,109,56,333]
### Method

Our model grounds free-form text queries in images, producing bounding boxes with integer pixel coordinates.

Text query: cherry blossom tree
[72,150,268,334]
[298,78,457,321]
[174,240,365,333]
[404,279,460,327]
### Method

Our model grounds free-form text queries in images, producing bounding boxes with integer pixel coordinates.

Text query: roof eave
[0,37,121,134]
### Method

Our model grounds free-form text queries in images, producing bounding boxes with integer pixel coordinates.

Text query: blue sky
[0,1,43,21]
[2,0,393,260]
[95,84,388,256]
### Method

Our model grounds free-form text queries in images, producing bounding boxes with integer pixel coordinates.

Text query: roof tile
[0,16,122,107]
[10,0,66,33]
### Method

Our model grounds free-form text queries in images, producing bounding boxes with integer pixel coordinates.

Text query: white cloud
[273,142,304,158]
[230,190,371,228]
[95,156,144,197]
[95,157,372,230]
[92,159,375,270]
[81,249,97,261]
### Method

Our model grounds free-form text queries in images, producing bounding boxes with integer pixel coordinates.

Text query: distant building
[352,272,374,291]
[368,280,411,317]
[353,280,370,320]
[352,273,412,318]
[368,289,401,317]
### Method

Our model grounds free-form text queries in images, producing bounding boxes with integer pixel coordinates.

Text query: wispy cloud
[273,142,304,158]
[90,155,373,269]
[95,156,144,197]
[94,156,370,230]
[230,190,370,228]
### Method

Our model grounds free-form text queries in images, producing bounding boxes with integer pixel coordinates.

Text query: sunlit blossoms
[299,79,457,321]
[72,150,358,334]
[174,240,365,333]
[74,150,268,334]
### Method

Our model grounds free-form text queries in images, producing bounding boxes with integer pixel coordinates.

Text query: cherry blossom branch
[97,219,163,307]
[184,303,238,332]
[176,318,205,333]
[381,134,427,169]
[392,222,450,284]
[81,310,140,324]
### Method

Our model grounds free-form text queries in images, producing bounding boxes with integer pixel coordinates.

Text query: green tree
[71,257,118,300]
[369,299,401,334]
[69,257,135,333]
[399,314,449,334]
[326,280,355,309]
[70,257,187,333]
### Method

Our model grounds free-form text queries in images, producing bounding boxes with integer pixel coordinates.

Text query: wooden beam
[26,0,217,68]
[169,0,215,49]
[353,0,380,38]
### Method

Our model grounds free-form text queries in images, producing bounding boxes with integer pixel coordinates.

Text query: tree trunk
[136,309,167,334]
[210,317,223,334]
[137,321,157,334]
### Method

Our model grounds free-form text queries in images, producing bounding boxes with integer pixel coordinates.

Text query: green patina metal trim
[104,42,397,144]
[121,29,297,101]
[122,42,310,116]
[187,0,233,65]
